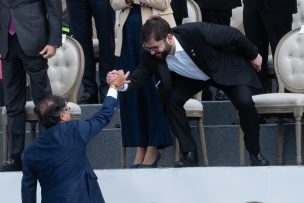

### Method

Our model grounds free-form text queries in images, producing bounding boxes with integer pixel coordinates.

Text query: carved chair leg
[2,116,9,162]
[276,119,284,165]
[198,118,208,166]
[239,128,245,166]
[160,149,167,167]
[30,122,37,143]
[295,114,302,165]
[121,145,126,168]
[174,138,180,162]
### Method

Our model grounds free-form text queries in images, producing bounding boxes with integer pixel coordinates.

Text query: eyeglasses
[142,44,160,52]
[142,38,166,53]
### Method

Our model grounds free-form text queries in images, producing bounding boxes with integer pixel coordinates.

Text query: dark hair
[141,16,173,43]
[37,95,66,128]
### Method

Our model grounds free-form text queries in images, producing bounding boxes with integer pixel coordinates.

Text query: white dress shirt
[165,36,209,81]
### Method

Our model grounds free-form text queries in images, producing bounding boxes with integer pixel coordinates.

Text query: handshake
[107,70,130,90]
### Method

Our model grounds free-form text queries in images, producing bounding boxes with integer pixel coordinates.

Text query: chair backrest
[230,5,244,33]
[292,0,304,29]
[182,0,202,24]
[61,0,66,10]
[274,28,304,93]
[47,36,84,103]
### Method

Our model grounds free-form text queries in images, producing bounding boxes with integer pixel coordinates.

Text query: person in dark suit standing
[243,0,297,93]
[171,0,188,25]
[108,16,270,167]
[194,0,242,100]
[66,0,115,104]
[0,0,62,171]
[195,0,241,25]
[21,79,123,203]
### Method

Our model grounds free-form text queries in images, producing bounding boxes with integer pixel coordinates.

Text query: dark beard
[154,43,171,60]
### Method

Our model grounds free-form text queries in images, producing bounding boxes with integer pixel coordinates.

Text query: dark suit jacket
[0,0,62,58]
[243,0,297,14]
[21,96,117,203]
[194,0,241,10]
[129,22,261,100]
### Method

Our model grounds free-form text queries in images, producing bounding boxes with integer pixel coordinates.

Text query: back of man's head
[37,95,66,128]
[141,16,173,43]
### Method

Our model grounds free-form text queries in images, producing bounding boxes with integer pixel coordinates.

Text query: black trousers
[2,35,51,158]
[243,3,292,92]
[67,0,115,100]
[198,9,232,100]
[164,75,260,155]
[201,9,232,26]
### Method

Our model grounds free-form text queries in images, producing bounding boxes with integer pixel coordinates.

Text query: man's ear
[60,112,65,122]
[166,34,174,44]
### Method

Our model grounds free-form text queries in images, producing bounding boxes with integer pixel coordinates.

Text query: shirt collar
[173,36,184,54]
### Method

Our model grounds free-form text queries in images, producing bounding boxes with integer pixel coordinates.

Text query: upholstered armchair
[182,0,202,24]
[2,36,84,161]
[240,28,304,165]
[231,5,244,33]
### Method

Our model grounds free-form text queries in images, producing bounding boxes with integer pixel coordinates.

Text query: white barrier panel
[0,166,303,203]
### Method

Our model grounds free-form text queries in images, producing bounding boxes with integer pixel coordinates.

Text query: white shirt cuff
[107,87,118,99]
[120,84,129,92]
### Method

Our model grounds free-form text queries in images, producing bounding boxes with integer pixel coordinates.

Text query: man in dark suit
[108,16,270,167]
[195,0,241,25]
[21,79,123,203]
[243,0,297,93]
[0,0,62,171]
[171,0,188,25]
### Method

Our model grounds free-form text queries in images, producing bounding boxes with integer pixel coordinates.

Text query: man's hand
[107,70,130,90]
[107,70,118,85]
[250,54,262,72]
[39,45,57,59]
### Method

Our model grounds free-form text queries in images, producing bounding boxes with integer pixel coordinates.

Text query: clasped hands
[107,70,130,90]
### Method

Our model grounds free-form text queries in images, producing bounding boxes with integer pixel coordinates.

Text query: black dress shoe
[174,151,199,168]
[78,92,99,104]
[249,153,270,166]
[0,158,22,172]
[215,89,229,101]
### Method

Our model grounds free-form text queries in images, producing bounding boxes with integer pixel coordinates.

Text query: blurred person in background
[243,0,297,94]
[66,0,115,104]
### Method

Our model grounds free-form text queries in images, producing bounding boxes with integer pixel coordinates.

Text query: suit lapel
[173,31,199,63]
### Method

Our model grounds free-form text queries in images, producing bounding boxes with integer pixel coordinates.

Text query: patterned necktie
[8,16,16,35]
